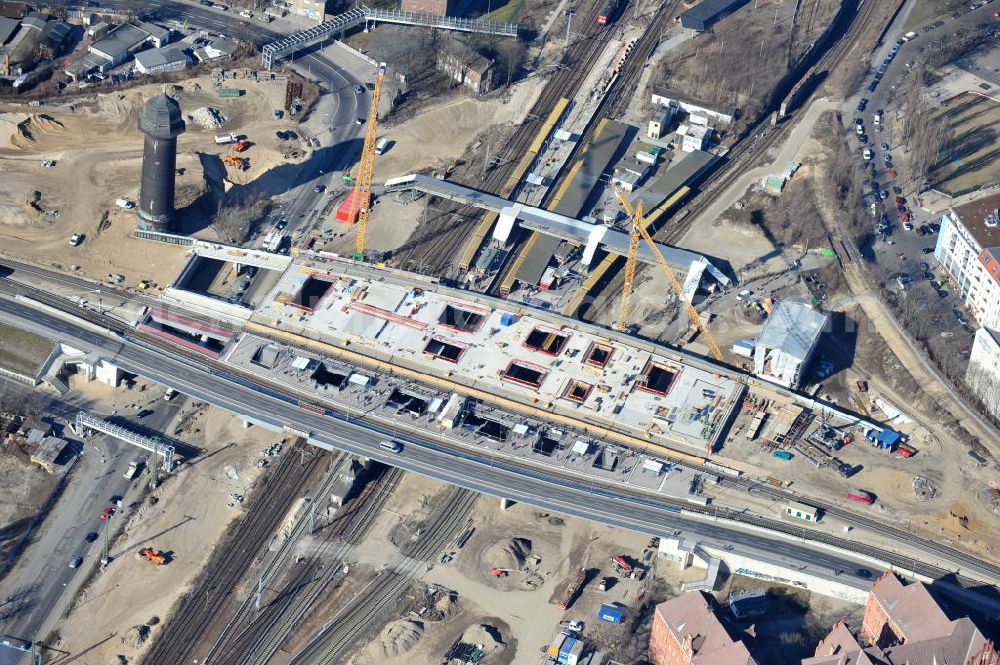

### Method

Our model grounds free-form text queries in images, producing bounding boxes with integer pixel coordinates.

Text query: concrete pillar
[499,497,515,511]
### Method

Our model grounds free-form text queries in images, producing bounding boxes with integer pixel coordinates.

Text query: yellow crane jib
[351,62,387,261]
[612,187,724,361]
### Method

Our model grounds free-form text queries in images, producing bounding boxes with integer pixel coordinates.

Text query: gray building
[679,0,749,31]
[752,301,827,389]
[0,16,19,44]
[134,46,188,74]
[88,23,155,67]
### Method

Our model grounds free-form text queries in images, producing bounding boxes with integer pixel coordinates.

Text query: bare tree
[493,39,526,88]
[210,195,269,245]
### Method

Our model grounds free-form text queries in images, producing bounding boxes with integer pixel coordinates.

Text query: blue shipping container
[559,637,576,659]
[598,604,623,623]
[500,312,517,326]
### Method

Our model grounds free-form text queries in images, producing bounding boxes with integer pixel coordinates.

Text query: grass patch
[0,323,53,376]
[929,92,1000,196]
[485,0,524,24]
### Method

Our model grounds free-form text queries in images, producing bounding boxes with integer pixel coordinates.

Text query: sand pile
[369,619,424,659]
[0,113,66,149]
[192,107,226,129]
[484,537,532,570]
[459,623,506,659]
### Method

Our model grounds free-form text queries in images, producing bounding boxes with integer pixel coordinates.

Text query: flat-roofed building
[752,301,827,389]
[935,193,1000,330]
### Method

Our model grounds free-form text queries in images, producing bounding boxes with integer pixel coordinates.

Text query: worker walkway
[262,6,518,68]
[382,174,729,281]
[75,412,175,470]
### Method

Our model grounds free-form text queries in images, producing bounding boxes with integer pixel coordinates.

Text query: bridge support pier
[500,497,515,511]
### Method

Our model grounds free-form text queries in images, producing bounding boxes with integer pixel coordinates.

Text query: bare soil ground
[928,92,1000,196]
[653,0,841,131]
[49,407,281,663]
[0,444,58,568]
[0,74,308,289]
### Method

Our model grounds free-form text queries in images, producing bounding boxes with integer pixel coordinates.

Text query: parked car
[69,557,83,568]
[85,532,98,543]
[923,247,935,254]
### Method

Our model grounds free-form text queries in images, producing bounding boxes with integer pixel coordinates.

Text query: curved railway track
[204,466,405,665]
[141,444,328,665]
[2,266,999,609]
[289,488,479,665]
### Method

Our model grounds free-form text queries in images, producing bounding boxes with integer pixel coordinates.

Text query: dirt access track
[0,75,306,289]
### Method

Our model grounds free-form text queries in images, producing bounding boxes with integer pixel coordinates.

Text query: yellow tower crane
[351,62,387,261]
[613,187,724,362]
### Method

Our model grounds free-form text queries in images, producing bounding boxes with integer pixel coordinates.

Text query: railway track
[389,0,619,274]
[203,465,405,665]
[289,487,479,665]
[571,0,883,318]
[488,0,684,295]
[142,443,328,665]
[3,272,1000,591]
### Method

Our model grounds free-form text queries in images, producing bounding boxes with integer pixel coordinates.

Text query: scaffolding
[75,412,175,471]
[261,6,518,69]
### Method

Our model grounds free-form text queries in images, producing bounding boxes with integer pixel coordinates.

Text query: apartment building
[935,193,1000,330]
[966,327,1000,422]
[649,591,758,665]
[803,572,999,665]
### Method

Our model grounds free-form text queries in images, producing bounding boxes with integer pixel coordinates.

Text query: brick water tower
[137,91,185,233]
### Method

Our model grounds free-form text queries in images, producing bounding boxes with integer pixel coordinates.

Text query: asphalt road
[0,297,883,590]
[0,394,184,664]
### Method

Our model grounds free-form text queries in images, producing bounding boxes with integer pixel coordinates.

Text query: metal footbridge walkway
[381,174,729,287]
[262,6,519,69]
[76,411,176,470]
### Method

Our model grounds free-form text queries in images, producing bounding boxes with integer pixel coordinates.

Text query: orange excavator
[233,139,250,153]
[138,547,167,565]
[222,153,248,171]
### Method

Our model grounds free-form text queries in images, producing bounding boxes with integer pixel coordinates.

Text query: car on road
[923,247,935,254]
[379,439,402,453]
[903,221,914,231]
[883,153,892,164]
[276,220,287,230]
[355,84,365,94]
[859,134,868,145]
[880,142,889,151]
[857,98,868,112]
[85,532,98,543]
[355,117,365,125]
[867,81,877,93]
[69,233,84,247]
[69,557,83,568]
[314,184,325,193]
[919,261,930,271]
[100,506,115,520]
[856,568,873,578]
[941,331,954,338]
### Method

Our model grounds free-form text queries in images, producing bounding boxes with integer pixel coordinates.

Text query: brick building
[803,572,999,665]
[401,0,453,16]
[649,591,758,665]
[437,48,495,94]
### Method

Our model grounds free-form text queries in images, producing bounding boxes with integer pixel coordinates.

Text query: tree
[493,39,526,88]
[210,195,269,245]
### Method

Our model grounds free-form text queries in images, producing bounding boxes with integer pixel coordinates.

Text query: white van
[375,138,390,155]
[379,440,402,453]
[115,198,135,209]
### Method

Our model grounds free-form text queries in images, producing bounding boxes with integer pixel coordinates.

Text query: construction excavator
[613,187,724,362]
[222,153,248,171]
[138,547,167,565]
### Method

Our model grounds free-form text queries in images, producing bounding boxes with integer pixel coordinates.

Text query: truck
[123,460,141,480]
[375,138,390,155]
[611,555,632,574]
[215,133,238,144]
[218,88,244,97]
[554,568,587,610]
[233,139,250,152]
[894,442,917,457]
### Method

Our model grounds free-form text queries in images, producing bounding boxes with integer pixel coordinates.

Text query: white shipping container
[215,133,237,144]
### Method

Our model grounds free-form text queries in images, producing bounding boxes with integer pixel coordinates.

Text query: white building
[134,46,189,74]
[677,123,712,152]
[966,327,1000,419]
[935,193,1000,330]
[650,92,734,125]
[752,301,827,389]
